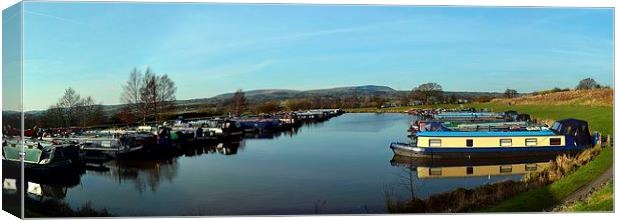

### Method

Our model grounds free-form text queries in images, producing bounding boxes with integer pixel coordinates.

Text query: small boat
[391,118,598,158]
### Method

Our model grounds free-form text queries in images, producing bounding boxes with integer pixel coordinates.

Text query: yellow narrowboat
[391,119,596,158]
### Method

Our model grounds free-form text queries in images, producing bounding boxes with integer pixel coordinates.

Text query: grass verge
[479,145,613,212]
[563,181,614,212]
[561,181,614,212]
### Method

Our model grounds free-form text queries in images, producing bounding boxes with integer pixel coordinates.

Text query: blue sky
[20,2,613,110]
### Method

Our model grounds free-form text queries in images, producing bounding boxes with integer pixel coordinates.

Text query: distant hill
[179,85,502,106]
[19,85,504,114]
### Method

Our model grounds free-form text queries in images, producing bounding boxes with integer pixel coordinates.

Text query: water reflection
[390,155,554,179]
[243,126,301,139]
[181,141,245,156]
[86,157,179,193]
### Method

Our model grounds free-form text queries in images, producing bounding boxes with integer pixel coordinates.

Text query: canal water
[25,113,533,216]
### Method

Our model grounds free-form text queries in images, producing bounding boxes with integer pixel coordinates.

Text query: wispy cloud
[266,19,417,43]
[25,10,85,26]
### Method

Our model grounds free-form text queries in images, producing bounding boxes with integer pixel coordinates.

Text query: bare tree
[229,89,247,116]
[46,88,106,128]
[411,82,443,105]
[121,68,143,123]
[140,68,158,122]
[157,74,177,117]
[137,68,177,123]
[57,88,82,127]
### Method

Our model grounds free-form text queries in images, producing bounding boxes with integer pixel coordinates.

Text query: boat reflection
[390,155,554,179]
[180,141,245,156]
[2,174,80,200]
[86,157,179,193]
[243,126,301,139]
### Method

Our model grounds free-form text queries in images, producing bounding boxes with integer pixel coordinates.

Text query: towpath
[551,166,614,211]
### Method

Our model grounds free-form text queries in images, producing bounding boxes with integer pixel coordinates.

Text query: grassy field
[492,88,613,107]
[561,181,614,212]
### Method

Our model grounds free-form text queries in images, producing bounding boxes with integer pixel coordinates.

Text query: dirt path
[551,167,614,210]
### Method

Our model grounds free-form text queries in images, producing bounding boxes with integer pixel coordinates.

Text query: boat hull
[2,159,83,185]
[390,142,587,158]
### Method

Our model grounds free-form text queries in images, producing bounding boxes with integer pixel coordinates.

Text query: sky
[16,2,614,110]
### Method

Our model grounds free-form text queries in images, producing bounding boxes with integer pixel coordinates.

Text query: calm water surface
[28,113,527,215]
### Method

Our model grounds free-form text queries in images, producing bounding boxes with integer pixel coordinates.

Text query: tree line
[16,73,610,130]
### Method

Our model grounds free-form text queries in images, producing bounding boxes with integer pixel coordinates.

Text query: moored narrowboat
[2,139,84,177]
[391,119,597,158]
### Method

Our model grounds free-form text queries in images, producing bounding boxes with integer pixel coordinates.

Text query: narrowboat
[2,139,84,177]
[205,118,243,137]
[233,117,282,132]
[184,118,243,138]
[73,133,154,162]
[294,112,325,122]
[411,120,544,133]
[391,119,597,158]
[432,112,506,121]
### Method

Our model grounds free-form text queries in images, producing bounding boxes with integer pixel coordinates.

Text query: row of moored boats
[2,109,345,178]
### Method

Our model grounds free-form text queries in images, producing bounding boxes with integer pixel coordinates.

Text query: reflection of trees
[242,126,301,140]
[389,156,420,201]
[89,158,179,193]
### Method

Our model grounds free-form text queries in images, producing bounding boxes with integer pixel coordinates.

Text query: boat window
[500,139,512,147]
[429,168,442,176]
[525,164,538,171]
[429,139,442,147]
[466,139,473,147]
[466,167,474,175]
[525,138,538,146]
[500,165,513,173]
[550,138,562,146]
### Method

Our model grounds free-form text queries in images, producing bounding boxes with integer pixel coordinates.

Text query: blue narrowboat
[391,119,598,158]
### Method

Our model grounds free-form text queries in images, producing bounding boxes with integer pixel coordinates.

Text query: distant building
[409,100,424,106]
[381,103,401,108]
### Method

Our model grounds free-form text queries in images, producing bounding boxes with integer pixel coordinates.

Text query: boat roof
[416,130,556,137]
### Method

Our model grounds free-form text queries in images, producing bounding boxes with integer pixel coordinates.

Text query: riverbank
[480,144,613,212]
[348,101,613,212]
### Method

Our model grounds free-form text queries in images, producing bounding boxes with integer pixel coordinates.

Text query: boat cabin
[415,130,567,148]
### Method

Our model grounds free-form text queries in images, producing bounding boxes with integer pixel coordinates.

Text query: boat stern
[389,142,431,157]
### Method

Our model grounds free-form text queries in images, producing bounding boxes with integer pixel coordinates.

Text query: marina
[1,113,561,215]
